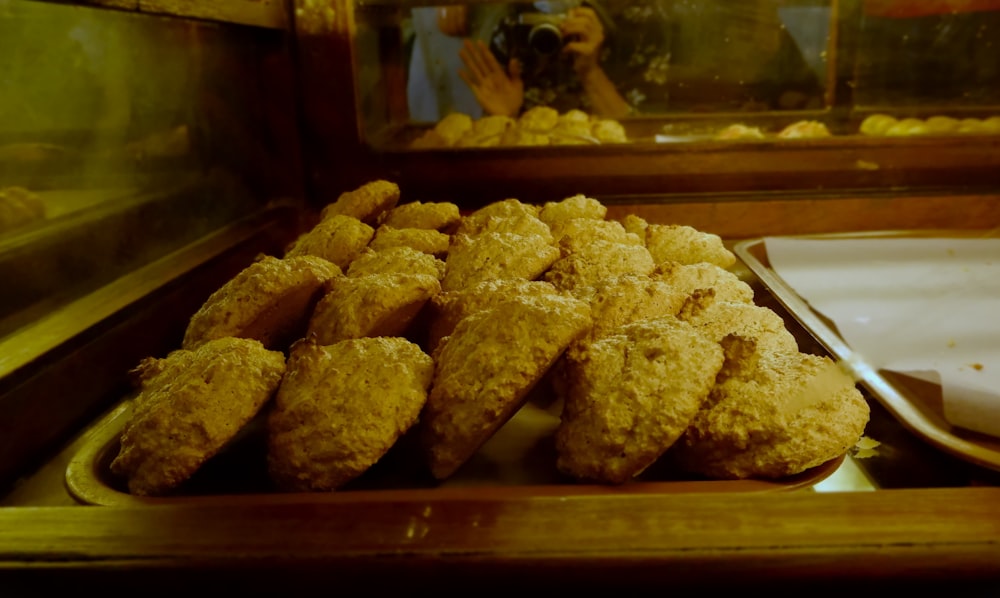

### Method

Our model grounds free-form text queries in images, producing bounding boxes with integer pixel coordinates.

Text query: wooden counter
[1,487,999,592]
[1,191,999,593]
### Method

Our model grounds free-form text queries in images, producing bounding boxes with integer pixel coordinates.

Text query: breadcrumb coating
[550,218,643,253]
[421,293,592,479]
[320,179,400,224]
[537,194,607,227]
[670,350,869,479]
[307,273,441,345]
[455,212,554,242]
[182,255,341,351]
[267,337,434,491]
[678,289,798,356]
[543,240,656,293]
[368,225,451,256]
[345,246,446,279]
[556,316,724,484]
[654,260,755,304]
[426,279,561,352]
[111,337,286,496]
[643,223,736,268]
[285,214,375,269]
[576,274,688,346]
[442,232,560,292]
[455,199,540,236]
[378,200,461,232]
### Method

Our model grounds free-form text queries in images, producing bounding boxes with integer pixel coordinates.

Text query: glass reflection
[404,1,833,123]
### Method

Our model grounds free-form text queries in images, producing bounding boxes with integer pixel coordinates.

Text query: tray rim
[65,400,846,507]
[734,230,1000,473]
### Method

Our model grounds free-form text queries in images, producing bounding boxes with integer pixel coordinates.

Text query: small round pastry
[957,118,987,134]
[110,337,287,496]
[859,113,897,136]
[432,112,475,146]
[777,120,831,139]
[285,214,375,269]
[320,179,401,225]
[182,255,341,351]
[924,115,959,134]
[268,336,434,491]
[715,124,765,140]
[884,117,928,136]
[518,106,560,131]
[591,119,627,143]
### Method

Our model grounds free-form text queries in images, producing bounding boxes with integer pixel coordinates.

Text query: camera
[517,12,568,57]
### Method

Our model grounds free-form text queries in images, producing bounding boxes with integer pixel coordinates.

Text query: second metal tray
[735,233,1000,472]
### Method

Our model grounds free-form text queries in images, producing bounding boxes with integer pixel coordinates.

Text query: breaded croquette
[306,273,441,345]
[378,200,461,232]
[441,231,560,292]
[653,260,755,304]
[285,214,374,269]
[111,337,286,496]
[182,255,341,351]
[345,246,446,279]
[421,293,592,479]
[543,240,656,294]
[670,344,869,480]
[555,316,724,484]
[320,179,400,225]
[425,279,561,352]
[268,337,434,491]
[368,225,451,257]
[537,193,607,227]
[643,223,736,268]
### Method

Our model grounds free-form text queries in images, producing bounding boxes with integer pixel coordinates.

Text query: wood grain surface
[1,487,998,592]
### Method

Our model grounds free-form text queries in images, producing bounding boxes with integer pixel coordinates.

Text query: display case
[297,0,1000,206]
[2,0,1000,593]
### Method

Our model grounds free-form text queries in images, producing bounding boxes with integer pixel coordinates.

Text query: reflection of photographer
[458,2,631,118]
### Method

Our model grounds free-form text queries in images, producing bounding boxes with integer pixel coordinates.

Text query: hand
[560,6,605,76]
[458,39,524,117]
[435,5,468,37]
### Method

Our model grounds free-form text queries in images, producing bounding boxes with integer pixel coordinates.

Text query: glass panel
[354,0,1000,148]
[852,0,1000,110]
[0,0,299,341]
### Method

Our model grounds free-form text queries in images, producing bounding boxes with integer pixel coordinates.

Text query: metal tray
[66,396,845,506]
[735,232,1000,472]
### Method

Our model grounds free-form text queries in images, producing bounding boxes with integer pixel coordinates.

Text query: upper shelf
[25,0,289,29]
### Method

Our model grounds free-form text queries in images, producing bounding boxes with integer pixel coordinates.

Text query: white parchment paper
[764,236,1000,437]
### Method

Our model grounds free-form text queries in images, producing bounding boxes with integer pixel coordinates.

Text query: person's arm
[561,6,631,118]
[577,65,631,119]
